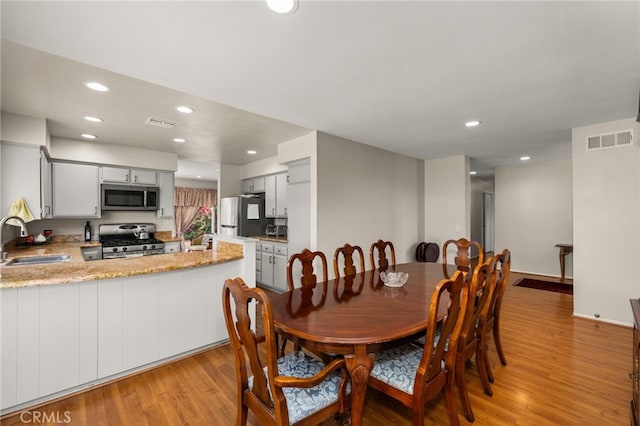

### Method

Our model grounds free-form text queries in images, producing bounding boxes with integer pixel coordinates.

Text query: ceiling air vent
[585,130,633,151]
[144,116,177,129]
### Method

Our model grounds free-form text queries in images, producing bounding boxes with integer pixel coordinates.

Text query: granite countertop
[0,240,244,290]
[251,236,288,243]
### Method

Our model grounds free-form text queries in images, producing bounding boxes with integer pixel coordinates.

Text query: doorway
[483,191,495,254]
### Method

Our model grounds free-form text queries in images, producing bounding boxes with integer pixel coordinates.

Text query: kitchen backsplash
[22,211,174,241]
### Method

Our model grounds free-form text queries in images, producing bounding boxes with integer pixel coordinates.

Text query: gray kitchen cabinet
[258,242,288,292]
[265,173,287,218]
[156,171,174,218]
[40,151,52,218]
[242,176,265,194]
[0,142,43,220]
[101,166,157,185]
[52,162,100,218]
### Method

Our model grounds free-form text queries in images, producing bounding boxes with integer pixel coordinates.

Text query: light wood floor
[1,272,631,425]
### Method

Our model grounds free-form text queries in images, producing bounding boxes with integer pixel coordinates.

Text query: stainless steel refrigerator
[219,195,267,236]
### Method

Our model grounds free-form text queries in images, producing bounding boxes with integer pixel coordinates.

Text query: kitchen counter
[251,235,288,243]
[0,240,244,289]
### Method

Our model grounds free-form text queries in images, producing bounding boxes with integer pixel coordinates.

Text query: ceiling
[1,1,639,180]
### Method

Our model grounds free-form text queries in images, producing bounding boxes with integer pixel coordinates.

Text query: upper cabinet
[156,171,174,218]
[52,162,100,218]
[265,173,287,218]
[40,151,52,218]
[1,142,43,219]
[242,176,265,194]
[101,166,157,185]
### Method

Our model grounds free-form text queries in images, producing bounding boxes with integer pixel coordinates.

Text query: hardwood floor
[1,272,631,425]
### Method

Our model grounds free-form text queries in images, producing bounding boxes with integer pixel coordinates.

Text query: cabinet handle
[287,175,290,183]
[134,175,138,183]
[94,206,98,215]
[126,175,130,182]
[272,208,275,215]
[160,208,164,216]
[284,207,287,215]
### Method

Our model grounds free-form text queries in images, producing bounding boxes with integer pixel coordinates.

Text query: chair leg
[411,398,425,426]
[455,356,475,423]
[486,349,495,383]
[444,378,461,426]
[493,323,507,366]
[476,345,493,397]
[238,399,248,426]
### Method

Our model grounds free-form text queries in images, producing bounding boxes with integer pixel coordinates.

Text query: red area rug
[513,278,573,295]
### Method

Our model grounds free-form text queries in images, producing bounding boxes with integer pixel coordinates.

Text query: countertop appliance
[101,184,159,211]
[99,223,165,259]
[219,195,267,237]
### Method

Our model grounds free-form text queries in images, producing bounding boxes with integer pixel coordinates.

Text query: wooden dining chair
[222,277,350,426]
[442,238,484,279]
[333,243,366,302]
[333,243,365,278]
[369,239,396,271]
[454,257,497,422]
[477,248,511,389]
[287,248,328,291]
[284,249,329,356]
[367,270,468,426]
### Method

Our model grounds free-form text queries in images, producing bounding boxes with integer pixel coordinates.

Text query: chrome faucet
[0,215,29,263]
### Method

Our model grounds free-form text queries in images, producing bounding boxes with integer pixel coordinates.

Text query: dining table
[269,262,453,426]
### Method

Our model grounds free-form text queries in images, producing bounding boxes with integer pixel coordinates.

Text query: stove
[99,223,165,259]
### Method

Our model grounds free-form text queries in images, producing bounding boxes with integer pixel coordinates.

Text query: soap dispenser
[84,221,92,242]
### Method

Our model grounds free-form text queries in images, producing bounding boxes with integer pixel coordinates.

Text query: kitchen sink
[4,254,71,266]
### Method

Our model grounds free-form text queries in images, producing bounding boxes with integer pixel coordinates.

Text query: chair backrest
[222,277,285,423]
[333,243,365,278]
[418,270,469,382]
[458,257,496,348]
[487,249,511,323]
[369,239,396,270]
[287,248,328,291]
[442,238,484,278]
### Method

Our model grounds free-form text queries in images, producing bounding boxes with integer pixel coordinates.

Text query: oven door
[102,185,146,210]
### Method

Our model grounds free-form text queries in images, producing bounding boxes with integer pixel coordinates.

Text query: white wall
[494,159,572,277]
[241,156,286,179]
[0,112,49,149]
[424,155,470,263]
[315,132,420,275]
[572,117,639,325]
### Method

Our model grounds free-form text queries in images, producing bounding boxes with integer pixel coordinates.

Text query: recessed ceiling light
[85,82,109,92]
[266,0,298,14]
[465,120,481,127]
[84,116,103,123]
[469,171,477,175]
[173,138,186,143]
[81,133,97,140]
[247,150,257,155]
[520,156,531,161]
[196,175,202,179]
[176,106,194,114]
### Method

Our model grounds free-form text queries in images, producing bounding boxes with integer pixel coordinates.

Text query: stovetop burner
[98,223,165,259]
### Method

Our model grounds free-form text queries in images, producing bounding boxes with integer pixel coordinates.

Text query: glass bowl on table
[379,271,409,287]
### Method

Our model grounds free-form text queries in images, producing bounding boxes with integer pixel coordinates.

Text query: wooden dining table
[269,262,452,426]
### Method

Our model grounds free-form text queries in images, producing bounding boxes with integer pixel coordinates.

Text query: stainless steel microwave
[101,184,159,211]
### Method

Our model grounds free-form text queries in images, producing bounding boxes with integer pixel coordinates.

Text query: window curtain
[174,187,217,239]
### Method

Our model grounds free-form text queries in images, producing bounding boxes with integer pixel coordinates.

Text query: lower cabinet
[0,261,244,412]
[258,242,288,292]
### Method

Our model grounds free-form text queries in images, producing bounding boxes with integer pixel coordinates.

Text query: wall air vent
[144,116,177,129]
[585,130,633,151]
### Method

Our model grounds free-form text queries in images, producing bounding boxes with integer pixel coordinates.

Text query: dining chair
[284,248,329,356]
[477,248,511,388]
[454,256,497,422]
[333,243,366,302]
[333,243,365,278]
[287,248,328,291]
[367,270,468,426]
[369,239,396,271]
[222,277,350,426]
[442,238,484,279]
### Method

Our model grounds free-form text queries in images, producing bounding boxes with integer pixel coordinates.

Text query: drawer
[274,245,288,256]
[164,242,181,253]
[262,244,274,254]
